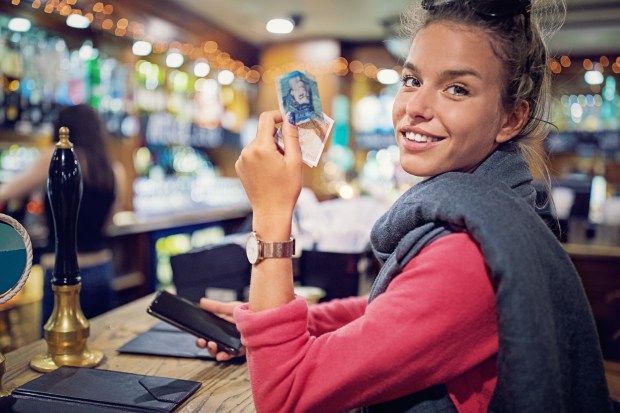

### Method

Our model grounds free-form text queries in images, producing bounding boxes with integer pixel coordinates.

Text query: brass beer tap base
[30,284,103,373]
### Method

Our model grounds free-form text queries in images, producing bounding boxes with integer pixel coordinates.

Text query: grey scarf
[365,143,612,412]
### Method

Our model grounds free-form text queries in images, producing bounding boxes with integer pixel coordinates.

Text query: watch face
[246,233,259,264]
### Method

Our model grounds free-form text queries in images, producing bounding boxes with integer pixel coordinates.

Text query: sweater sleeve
[307,295,367,336]
[234,233,498,413]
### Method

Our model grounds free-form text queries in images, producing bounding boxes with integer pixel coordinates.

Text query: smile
[403,132,443,143]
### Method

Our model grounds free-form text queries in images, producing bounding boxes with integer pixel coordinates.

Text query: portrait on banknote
[275,70,333,167]
[276,71,323,124]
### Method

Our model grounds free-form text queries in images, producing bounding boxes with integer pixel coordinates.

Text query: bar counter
[2,294,255,412]
[105,205,252,295]
[2,292,619,409]
[3,237,616,411]
[108,205,252,238]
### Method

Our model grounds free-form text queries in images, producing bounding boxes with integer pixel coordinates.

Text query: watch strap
[260,237,295,259]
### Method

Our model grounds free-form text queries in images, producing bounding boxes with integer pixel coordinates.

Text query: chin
[401,165,435,179]
[399,157,440,178]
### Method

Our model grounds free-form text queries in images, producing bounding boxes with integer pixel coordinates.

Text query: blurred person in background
[0,104,128,326]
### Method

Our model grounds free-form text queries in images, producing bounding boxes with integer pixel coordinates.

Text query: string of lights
[7,0,620,88]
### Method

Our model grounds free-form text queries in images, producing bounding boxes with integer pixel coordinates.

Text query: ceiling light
[194,60,211,77]
[584,70,604,86]
[376,69,400,85]
[132,40,152,56]
[217,70,235,85]
[8,17,31,32]
[266,18,294,34]
[66,14,90,29]
[166,50,184,68]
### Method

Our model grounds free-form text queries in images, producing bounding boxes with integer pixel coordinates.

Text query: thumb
[282,112,301,163]
[199,297,227,313]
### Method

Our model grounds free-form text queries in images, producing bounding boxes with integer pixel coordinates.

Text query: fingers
[255,110,282,145]
[282,121,301,165]
[199,297,226,313]
[198,297,229,315]
[252,110,300,164]
[282,113,301,164]
[236,111,282,176]
[236,110,301,181]
[199,298,238,313]
[199,298,242,324]
[197,339,234,360]
[206,341,245,361]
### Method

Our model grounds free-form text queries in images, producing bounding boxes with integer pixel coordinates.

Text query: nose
[402,88,433,121]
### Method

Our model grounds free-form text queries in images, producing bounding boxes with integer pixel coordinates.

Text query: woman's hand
[235,110,302,224]
[195,298,246,361]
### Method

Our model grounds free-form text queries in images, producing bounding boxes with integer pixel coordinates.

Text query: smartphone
[147,290,242,354]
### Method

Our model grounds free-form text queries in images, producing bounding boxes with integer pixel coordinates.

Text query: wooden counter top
[2,294,255,412]
[606,361,620,404]
[2,294,618,410]
[563,242,620,259]
[107,205,251,237]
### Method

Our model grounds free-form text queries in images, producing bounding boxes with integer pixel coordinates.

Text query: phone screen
[147,290,242,353]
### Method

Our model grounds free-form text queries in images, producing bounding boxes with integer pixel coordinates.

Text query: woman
[199,0,612,411]
[0,104,127,324]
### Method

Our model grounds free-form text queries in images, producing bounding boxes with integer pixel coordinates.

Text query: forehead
[408,21,503,79]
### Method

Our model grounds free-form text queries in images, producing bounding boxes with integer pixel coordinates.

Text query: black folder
[4,366,201,412]
[117,321,215,360]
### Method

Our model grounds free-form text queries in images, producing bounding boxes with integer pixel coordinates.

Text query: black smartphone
[147,290,242,354]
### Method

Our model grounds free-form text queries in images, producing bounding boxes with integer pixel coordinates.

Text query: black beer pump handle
[47,126,83,286]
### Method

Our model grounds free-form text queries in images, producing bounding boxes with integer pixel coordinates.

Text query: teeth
[404,132,441,143]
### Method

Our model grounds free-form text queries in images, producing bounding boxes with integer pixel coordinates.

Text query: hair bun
[531,0,567,42]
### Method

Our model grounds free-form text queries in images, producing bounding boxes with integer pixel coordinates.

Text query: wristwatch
[245,231,295,265]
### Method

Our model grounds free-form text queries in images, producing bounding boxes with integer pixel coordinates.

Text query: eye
[446,84,469,96]
[401,75,420,88]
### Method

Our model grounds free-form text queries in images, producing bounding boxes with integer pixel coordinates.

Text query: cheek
[392,94,406,122]
[446,103,491,135]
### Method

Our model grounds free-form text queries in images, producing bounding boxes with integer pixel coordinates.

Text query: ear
[495,100,530,144]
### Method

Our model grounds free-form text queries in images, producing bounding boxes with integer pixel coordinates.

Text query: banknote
[275,113,334,168]
[275,70,323,124]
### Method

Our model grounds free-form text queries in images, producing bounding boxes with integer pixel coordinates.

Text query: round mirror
[0,214,32,304]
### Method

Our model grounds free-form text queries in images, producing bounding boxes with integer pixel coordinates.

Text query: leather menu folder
[117,321,215,360]
[4,366,201,412]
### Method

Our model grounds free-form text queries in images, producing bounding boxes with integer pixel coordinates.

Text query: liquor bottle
[1,34,23,129]
[19,32,46,132]
[87,54,102,110]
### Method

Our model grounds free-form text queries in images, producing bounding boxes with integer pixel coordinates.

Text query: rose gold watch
[245,231,295,265]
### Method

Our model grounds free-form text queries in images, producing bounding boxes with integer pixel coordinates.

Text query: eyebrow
[402,61,483,80]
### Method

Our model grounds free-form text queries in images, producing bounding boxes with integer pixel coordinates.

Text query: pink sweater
[235,233,499,413]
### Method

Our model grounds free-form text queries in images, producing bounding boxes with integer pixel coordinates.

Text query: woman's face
[290,78,310,105]
[392,21,519,177]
